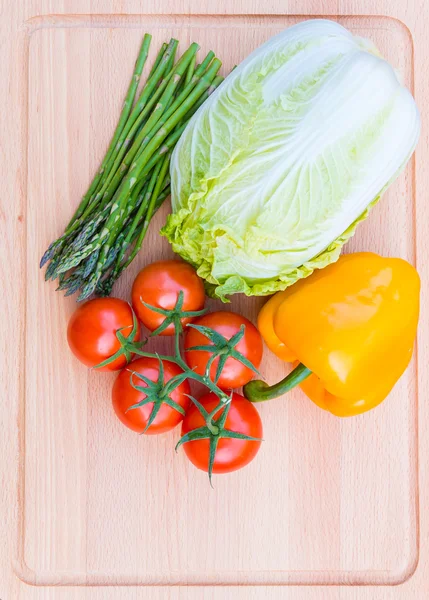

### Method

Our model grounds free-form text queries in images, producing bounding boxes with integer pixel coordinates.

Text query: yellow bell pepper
[257,290,296,362]
[244,253,420,417]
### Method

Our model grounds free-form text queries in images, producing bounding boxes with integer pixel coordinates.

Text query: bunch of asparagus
[40,35,223,301]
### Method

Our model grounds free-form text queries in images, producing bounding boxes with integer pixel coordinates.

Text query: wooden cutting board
[2,1,429,599]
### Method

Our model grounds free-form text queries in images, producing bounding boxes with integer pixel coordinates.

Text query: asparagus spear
[56,57,221,276]
[147,42,167,78]
[81,40,179,220]
[66,34,152,227]
[40,35,224,300]
[91,43,200,214]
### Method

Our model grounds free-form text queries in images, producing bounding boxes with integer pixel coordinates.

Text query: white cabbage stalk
[162,19,420,300]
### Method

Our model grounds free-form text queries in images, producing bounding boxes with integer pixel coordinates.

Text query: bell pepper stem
[243,363,312,402]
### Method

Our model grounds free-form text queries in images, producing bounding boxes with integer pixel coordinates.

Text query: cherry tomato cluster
[67,260,264,483]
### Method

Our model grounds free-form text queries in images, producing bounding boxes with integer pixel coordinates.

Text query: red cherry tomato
[184,312,263,389]
[131,260,205,336]
[112,357,190,435]
[181,392,262,474]
[67,297,139,371]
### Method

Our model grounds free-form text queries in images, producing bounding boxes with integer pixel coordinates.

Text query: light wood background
[2,1,429,599]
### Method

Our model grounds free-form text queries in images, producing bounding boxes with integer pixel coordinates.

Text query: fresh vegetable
[177,392,262,483]
[40,35,224,300]
[244,253,420,417]
[112,357,191,434]
[257,291,295,362]
[184,311,263,389]
[67,297,141,371]
[109,282,263,481]
[132,260,205,335]
[163,19,420,300]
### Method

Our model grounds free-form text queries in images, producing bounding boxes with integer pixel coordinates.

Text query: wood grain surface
[1,1,429,599]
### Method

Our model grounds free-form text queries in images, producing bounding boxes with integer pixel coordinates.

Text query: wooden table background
[2,0,429,598]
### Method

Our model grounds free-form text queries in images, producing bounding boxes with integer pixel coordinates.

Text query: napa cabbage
[162,19,420,300]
